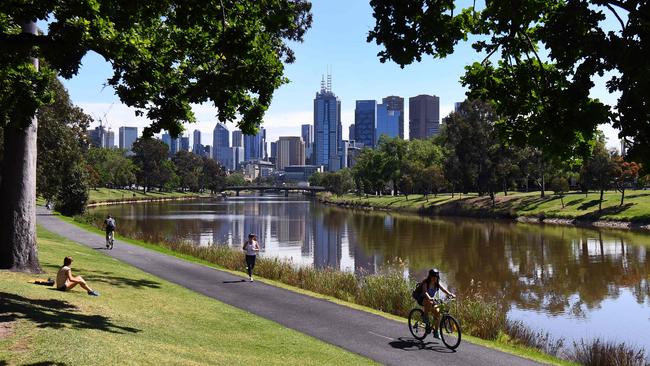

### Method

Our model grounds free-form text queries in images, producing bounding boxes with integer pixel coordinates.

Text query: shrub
[571,339,649,366]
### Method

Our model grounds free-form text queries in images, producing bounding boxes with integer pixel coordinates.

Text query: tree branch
[481,44,500,65]
[605,3,626,32]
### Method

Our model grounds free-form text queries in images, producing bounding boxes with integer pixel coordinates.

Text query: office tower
[270,141,278,160]
[382,96,404,139]
[213,123,230,166]
[192,129,202,153]
[276,136,306,170]
[301,124,313,146]
[454,102,463,112]
[119,127,138,151]
[313,74,342,170]
[179,136,190,151]
[161,132,178,155]
[229,146,244,170]
[87,126,105,148]
[354,100,376,148]
[104,129,115,148]
[409,94,440,139]
[375,103,400,142]
[244,128,266,161]
[348,124,355,141]
[232,130,243,148]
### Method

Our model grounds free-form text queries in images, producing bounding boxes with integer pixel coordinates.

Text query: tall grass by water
[75,212,649,365]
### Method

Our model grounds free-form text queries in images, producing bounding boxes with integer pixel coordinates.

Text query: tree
[308,171,324,187]
[549,176,569,208]
[201,157,227,194]
[86,148,137,188]
[376,136,408,195]
[352,148,387,195]
[1,1,312,272]
[132,138,169,193]
[172,151,203,192]
[321,169,355,197]
[612,157,641,206]
[420,165,447,200]
[368,1,649,162]
[581,139,617,211]
[225,172,248,187]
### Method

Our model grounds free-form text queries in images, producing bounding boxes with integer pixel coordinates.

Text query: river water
[89,195,650,352]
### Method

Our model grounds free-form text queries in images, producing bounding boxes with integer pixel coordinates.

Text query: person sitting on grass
[56,256,99,296]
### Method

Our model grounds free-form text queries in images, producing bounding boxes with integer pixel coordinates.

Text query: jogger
[243,233,260,282]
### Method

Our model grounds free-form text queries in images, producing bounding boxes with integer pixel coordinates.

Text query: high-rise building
[348,124,355,141]
[276,136,306,170]
[354,100,376,148]
[382,96,404,139]
[244,128,266,161]
[269,140,278,162]
[232,130,243,148]
[104,129,115,148]
[193,129,202,153]
[179,136,190,152]
[313,75,342,170]
[161,132,178,156]
[301,124,313,146]
[213,123,230,166]
[454,101,463,112]
[229,146,244,170]
[87,126,105,148]
[119,127,138,152]
[375,103,400,142]
[409,94,440,140]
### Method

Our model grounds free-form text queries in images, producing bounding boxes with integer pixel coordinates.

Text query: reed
[505,320,565,357]
[571,339,649,366]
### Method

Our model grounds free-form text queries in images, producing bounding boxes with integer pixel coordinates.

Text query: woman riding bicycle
[416,268,455,339]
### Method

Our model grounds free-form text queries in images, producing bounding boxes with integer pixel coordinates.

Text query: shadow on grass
[578,199,601,210]
[23,362,68,366]
[0,292,140,334]
[577,203,636,220]
[388,337,454,353]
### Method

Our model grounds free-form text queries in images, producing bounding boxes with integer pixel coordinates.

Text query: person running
[416,268,455,339]
[104,215,116,249]
[55,256,99,296]
[242,233,260,282]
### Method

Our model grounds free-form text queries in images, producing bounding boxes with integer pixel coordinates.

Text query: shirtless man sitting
[56,256,100,296]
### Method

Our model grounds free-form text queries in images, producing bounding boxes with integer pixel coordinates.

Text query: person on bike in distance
[104,214,116,249]
[417,268,455,339]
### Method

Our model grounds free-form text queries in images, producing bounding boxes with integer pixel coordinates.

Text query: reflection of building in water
[312,214,342,269]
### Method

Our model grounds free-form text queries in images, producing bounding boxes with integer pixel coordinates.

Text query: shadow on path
[389,337,455,354]
[222,280,247,284]
[0,292,140,334]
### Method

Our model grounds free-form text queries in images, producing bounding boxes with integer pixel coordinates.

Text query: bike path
[37,208,545,366]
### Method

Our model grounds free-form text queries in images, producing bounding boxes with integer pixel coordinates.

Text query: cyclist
[416,268,455,339]
[104,214,116,249]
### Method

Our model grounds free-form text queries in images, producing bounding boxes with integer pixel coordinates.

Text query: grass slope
[88,188,200,205]
[0,228,375,366]
[323,190,650,223]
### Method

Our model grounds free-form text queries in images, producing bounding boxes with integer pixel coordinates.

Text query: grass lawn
[0,228,375,366]
[324,190,650,223]
[88,188,201,204]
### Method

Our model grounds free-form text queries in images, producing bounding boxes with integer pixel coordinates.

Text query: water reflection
[90,196,650,350]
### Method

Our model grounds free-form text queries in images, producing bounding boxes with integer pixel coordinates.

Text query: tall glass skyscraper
[119,126,138,152]
[382,96,404,139]
[244,128,266,161]
[213,123,230,167]
[375,103,400,142]
[313,75,342,170]
[232,130,243,148]
[192,129,202,153]
[354,100,376,148]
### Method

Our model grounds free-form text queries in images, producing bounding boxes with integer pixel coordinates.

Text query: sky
[54,0,621,149]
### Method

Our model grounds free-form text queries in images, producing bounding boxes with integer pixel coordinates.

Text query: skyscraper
[192,129,202,153]
[276,136,306,170]
[119,127,138,152]
[179,136,190,151]
[409,94,440,140]
[348,124,355,141]
[301,124,313,164]
[161,132,178,156]
[313,75,342,171]
[382,96,404,139]
[375,103,400,142]
[232,130,243,148]
[104,129,115,148]
[213,123,230,166]
[87,126,105,148]
[270,141,278,160]
[244,128,266,161]
[354,100,376,148]
[454,102,463,112]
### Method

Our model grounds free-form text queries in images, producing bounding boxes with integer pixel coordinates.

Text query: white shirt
[244,240,259,256]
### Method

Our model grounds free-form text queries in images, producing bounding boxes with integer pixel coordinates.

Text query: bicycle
[408,298,462,350]
[106,231,114,250]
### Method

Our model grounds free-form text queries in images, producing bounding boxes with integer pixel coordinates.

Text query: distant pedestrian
[104,215,116,249]
[56,256,99,296]
[243,233,260,282]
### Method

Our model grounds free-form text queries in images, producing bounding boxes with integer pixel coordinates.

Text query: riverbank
[87,188,204,206]
[320,191,650,230]
[0,227,374,365]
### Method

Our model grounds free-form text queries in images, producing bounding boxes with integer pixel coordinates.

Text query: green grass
[0,228,375,366]
[88,188,202,205]
[62,213,576,366]
[322,190,650,223]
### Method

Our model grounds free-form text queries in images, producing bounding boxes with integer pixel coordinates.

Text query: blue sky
[56,0,620,148]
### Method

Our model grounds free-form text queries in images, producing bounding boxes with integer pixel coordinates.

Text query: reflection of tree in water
[343,207,650,314]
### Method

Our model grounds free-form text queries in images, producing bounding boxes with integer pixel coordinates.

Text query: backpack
[411,281,424,300]
[106,218,115,230]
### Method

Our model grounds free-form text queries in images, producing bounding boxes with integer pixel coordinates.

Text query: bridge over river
[220,185,325,196]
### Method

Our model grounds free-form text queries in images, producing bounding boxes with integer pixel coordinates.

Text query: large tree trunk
[0,21,41,273]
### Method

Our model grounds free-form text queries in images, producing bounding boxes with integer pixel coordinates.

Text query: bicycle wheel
[408,308,429,341]
[439,315,461,350]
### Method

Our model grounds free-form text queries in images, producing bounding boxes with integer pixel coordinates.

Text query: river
[89,195,650,352]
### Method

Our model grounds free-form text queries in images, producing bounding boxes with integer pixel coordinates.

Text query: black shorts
[57,285,67,291]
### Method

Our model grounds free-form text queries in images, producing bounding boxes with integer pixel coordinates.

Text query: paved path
[37,208,545,366]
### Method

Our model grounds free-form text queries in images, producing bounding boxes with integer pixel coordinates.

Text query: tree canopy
[368,0,648,160]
